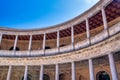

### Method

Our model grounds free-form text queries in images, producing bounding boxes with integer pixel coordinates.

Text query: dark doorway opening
[43,74,50,80]
[59,73,65,80]
[96,71,110,80]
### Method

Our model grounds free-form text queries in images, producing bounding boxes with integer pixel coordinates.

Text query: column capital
[56,63,59,65]
[44,33,46,35]
[102,6,105,10]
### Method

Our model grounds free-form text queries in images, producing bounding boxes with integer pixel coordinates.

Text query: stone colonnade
[5,53,118,80]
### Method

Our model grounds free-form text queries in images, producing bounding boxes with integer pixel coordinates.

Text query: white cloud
[84,0,99,4]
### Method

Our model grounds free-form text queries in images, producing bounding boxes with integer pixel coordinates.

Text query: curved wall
[0,0,120,57]
[0,0,120,80]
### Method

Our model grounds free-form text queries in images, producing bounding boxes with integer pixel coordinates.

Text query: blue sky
[0,0,99,29]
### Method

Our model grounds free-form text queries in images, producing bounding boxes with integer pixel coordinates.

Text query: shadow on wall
[9,47,20,51]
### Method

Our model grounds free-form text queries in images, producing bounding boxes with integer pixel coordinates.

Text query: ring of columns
[0,0,120,80]
[0,0,120,57]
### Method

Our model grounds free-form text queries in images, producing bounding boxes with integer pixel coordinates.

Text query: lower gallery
[0,53,120,80]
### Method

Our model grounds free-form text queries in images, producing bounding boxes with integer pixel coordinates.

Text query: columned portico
[108,53,118,80]
[55,64,59,80]
[40,65,44,80]
[71,62,76,80]
[24,65,28,80]
[6,65,12,80]
[89,58,95,80]
[0,0,119,80]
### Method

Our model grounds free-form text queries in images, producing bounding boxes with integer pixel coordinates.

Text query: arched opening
[59,73,65,80]
[22,74,32,80]
[43,74,50,80]
[79,75,82,80]
[96,71,110,80]
[9,46,20,51]
[79,75,85,80]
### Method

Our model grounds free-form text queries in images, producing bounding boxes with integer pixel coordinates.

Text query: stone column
[55,64,59,80]
[0,33,3,44]
[89,59,95,80]
[86,18,90,44]
[102,8,108,30]
[43,33,46,55]
[6,65,12,80]
[71,26,74,49]
[71,62,76,80]
[101,8,109,36]
[13,35,18,55]
[28,35,32,51]
[108,53,118,80]
[28,35,32,56]
[24,65,28,80]
[57,31,60,47]
[57,31,60,52]
[40,65,44,80]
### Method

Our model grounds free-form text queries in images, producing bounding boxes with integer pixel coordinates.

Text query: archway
[59,73,65,80]
[96,71,110,80]
[43,74,50,80]
[79,75,82,80]
[22,74,32,80]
